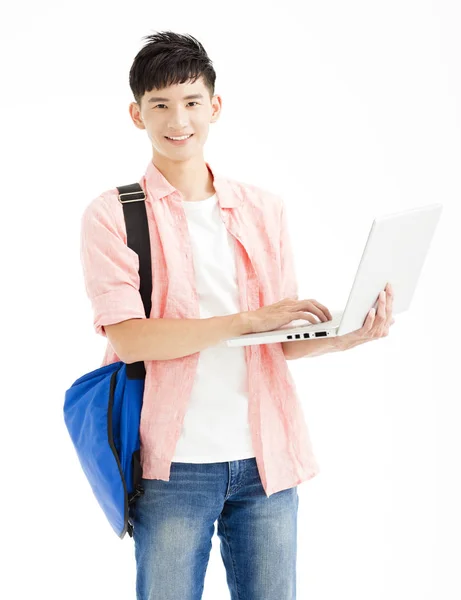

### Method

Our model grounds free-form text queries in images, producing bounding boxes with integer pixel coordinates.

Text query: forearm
[284,335,344,360]
[126,313,246,362]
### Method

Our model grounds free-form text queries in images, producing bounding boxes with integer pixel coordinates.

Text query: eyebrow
[147,93,205,103]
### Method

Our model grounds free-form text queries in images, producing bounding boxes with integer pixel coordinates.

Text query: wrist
[233,312,252,336]
[333,335,346,351]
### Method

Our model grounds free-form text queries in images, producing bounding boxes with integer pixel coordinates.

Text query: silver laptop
[226,203,443,348]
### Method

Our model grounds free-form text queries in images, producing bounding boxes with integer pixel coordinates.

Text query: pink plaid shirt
[80,159,320,497]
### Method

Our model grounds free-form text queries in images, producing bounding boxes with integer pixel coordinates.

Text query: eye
[154,102,199,109]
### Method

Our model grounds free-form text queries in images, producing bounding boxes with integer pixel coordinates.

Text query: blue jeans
[128,457,299,600]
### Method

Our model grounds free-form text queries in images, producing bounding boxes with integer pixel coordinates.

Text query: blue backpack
[64,183,151,539]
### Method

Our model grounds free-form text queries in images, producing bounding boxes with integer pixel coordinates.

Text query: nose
[168,107,190,129]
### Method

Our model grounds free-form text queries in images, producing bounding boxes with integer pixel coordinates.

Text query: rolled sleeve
[279,198,299,301]
[80,195,147,338]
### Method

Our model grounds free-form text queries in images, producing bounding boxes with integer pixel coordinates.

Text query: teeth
[166,134,192,140]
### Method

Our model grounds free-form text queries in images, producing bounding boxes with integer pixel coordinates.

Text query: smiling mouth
[164,134,194,140]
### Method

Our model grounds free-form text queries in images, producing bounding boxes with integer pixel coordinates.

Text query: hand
[242,296,333,335]
[338,282,395,351]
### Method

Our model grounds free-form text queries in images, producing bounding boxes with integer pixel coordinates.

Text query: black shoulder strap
[115,182,152,379]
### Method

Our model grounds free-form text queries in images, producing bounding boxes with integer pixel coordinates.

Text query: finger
[307,299,333,321]
[376,293,388,336]
[364,308,376,331]
[377,290,386,321]
[386,284,394,322]
[299,301,328,322]
[299,312,322,324]
[371,308,383,337]
[372,293,385,337]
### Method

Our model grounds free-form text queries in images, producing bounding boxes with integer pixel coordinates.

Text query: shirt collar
[143,159,242,208]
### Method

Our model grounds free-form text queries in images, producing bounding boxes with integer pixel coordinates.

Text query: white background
[1,1,460,599]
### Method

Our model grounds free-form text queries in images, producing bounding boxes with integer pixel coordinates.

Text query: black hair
[129,30,216,109]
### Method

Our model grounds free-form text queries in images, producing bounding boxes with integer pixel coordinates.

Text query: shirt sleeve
[80,194,148,338]
[279,198,299,301]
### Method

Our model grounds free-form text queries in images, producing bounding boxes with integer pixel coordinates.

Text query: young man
[80,30,394,600]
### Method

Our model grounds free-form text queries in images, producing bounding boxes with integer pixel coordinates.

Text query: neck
[152,154,215,201]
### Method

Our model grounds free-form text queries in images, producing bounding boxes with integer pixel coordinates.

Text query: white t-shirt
[172,193,255,463]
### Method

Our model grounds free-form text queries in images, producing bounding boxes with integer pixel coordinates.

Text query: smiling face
[129,76,222,160]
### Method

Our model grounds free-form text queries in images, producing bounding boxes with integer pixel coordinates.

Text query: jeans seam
[219,514,241,600]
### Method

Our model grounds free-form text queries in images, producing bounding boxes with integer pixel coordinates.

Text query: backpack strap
[115,182,152,380]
